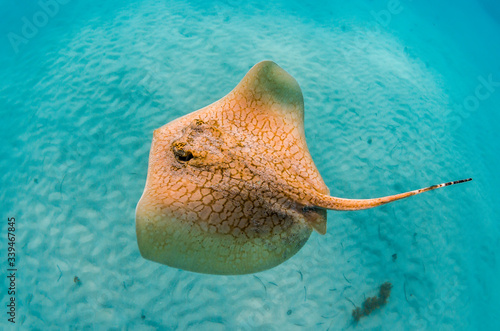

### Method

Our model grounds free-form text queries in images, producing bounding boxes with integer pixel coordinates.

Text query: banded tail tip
[449,178,472,185]
[426,178,473,191]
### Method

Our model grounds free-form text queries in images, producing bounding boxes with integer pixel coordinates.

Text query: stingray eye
[176,151,193,163]
[172,142,194,163]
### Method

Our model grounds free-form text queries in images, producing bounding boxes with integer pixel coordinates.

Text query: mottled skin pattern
[136,61,471,275]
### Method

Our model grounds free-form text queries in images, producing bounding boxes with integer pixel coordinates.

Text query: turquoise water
[1,0,499,329]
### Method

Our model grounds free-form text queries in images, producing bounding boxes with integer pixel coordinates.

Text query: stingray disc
[136,61,329,274]
[135,61,471,275]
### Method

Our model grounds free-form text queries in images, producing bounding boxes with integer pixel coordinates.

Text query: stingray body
[136,61,470,275]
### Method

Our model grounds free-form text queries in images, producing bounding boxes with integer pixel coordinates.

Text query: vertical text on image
[6,217,16,324]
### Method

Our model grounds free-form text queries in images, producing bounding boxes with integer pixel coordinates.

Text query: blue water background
[1,0,499,329]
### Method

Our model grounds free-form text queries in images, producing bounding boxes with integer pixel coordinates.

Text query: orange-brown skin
[136,61,471,275]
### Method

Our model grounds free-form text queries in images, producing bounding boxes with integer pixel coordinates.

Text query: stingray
[136,61,471,275]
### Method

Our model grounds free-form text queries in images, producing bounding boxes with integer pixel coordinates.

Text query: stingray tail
[311,178,472,211]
